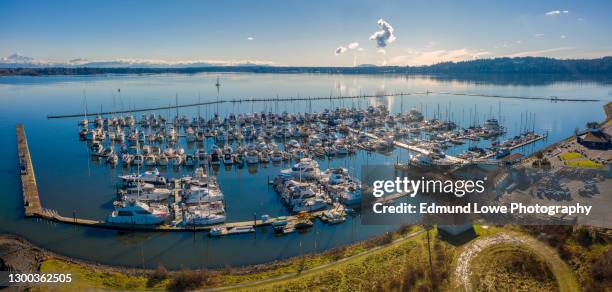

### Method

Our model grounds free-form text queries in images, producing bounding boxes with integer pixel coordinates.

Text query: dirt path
[453,232,579,292]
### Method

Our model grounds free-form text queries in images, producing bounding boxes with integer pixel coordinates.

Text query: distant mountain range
[0,53,274,69]
[1,54,611,76]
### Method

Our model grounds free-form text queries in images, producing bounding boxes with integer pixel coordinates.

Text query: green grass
[560,152,583,161]
[35,259,171,291]
[245,229,455,291]
[469,244,558,292]
[33,226,421,291]
[566,159,603,169]
[31,225,589,291]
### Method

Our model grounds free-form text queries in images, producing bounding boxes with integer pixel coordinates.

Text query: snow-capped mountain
[0,53,274,68]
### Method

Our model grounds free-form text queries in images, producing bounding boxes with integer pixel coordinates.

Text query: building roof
[578,130,610,143]
[500,153,524,162]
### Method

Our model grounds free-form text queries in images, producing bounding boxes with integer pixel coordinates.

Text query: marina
[17,97,555,235]
[2,72,609,268]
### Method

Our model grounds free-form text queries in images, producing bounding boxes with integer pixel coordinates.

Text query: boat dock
[348,127,467,164]
[35,206,326,232]
[16,125,325,232]
[17,124,43,217]
[481,133,547,159]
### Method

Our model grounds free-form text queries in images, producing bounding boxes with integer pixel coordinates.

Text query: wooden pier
[17,124,43,217]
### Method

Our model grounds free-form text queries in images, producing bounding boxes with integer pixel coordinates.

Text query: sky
[1,0,611,67]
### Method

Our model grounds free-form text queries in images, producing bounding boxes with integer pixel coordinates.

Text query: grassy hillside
[32,225,609,291]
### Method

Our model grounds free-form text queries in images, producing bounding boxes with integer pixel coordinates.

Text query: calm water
[0,73,610,269]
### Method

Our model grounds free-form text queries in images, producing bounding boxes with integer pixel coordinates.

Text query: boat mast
[83,90,88,121]
[215,76,221,116]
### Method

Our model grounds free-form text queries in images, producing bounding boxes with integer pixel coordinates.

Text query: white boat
[323,209,346,224]
[183,186,224,204]
[341,187,362,205]
[107,153,119,165]
[158,154,169,166]
[407,153,455,170]
[227,225,255,234]
[122,188,172,202]
[184,213,226,226]
[270,150,284,162]
[90,141,104,155]
[172,155,183,166]
[106,201,167,225]
[246,150,259,164]
[132,154,144,166]
[222,146,234,165]
[284,158,320,180]
[209,226,228,237]
[144,154,157,166]
[292,198,328,213]
[118,169,167,185]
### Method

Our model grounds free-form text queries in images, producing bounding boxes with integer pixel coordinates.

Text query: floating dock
[46,91,600,119]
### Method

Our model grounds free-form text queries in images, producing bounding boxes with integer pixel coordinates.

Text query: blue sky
[1,0,611,66]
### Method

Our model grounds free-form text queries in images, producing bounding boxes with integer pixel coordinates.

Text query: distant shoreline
[1,56,612,77]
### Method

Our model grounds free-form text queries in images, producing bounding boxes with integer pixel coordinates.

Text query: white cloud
[388,48,490,66]
[377,48,386,54]
[335,46,348,55]
[516,40,522,44]
[504,47,573,58]
[545,10,569,16]
[246,36,254,41]
[357,47,365,51]
[560,35,567,39]
[534,33,545,38]
[348,42,360,50]
[369,19,396,48]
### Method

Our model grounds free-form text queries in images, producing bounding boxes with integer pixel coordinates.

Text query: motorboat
[106,201,167,225]
[184,213,226,226]
[284,158,320,180]
[118,169,167,185]
[292,198,328,213]
[246,150,259,164]
[132,154,144,166]
[122,188,172,202]
[210,146,221,165]
[222,146,234,165]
